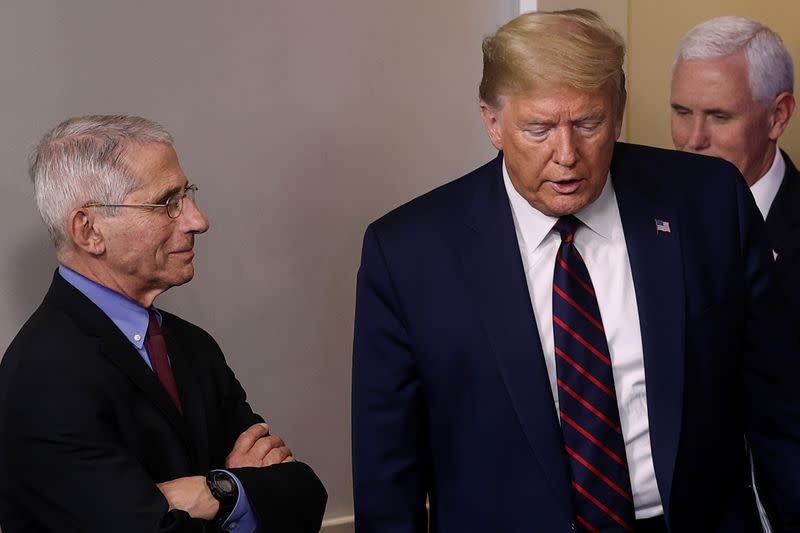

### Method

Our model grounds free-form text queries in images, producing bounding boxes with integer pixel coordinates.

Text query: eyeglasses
[84,184,198,219]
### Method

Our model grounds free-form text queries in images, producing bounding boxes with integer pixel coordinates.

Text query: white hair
[673,16,794,106]
[29,115,174,250]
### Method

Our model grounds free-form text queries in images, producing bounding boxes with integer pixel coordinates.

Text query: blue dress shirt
[58,265,259,532]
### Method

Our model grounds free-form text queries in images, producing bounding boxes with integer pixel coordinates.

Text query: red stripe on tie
[553,283,604,332]
[555,347,615,399]
[553,316,611,366]
[576,515,600,533]
[560,411,627,467]
[557,257,596,297]
[558,379,621,433]
[565,446,633,502]
[572,481,635,531]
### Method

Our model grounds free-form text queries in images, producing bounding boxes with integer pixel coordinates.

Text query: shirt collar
[58,264,159,349]
[502,158,619,254]
[749,148,785,220]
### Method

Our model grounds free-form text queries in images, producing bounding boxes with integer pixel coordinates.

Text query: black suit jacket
[766,151,800,325]
[352,142,800,532]
[0,272,327,532]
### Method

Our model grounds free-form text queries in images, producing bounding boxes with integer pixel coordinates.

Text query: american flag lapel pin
[655,218,671,234]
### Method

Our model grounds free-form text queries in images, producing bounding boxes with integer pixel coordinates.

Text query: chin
[172,267,195,287]
[543,196,592,217]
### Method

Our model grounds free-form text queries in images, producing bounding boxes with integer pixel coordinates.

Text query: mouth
[171,249,195,259]
[549,178,584,194]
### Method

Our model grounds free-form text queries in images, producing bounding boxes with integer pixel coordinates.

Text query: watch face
[217,478,235,494]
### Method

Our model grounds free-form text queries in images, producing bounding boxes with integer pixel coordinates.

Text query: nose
[180,197,210,234]
[552,126,578,168]
[685,116,710,152]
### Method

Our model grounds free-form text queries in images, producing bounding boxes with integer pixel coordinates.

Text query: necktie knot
[554,215,581,243]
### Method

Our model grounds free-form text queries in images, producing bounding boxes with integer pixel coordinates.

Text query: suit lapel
[458,154,573,514]
[765,151,800,256]
[611,145,686,512]
[50,273,195,456]
[98,334,194,449]
[162,320,209,469]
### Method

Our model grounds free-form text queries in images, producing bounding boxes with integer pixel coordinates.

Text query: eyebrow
[521,111,606,127]
[574,110,606,122]
[151,182,187,203]
[671,103,731,116]
[702,108,732,115]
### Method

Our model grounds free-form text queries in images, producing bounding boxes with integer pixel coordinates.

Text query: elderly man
[0,115,326,532]
[671,17,798,306]
[352,9,800,533]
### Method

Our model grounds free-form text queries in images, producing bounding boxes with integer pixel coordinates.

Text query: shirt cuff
[214,469,259,533]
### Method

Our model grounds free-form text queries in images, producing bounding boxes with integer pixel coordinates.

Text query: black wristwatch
[206,470,239,523]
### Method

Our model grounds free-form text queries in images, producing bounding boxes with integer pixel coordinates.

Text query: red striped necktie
[146,309,183,413]
[552,215,634,532]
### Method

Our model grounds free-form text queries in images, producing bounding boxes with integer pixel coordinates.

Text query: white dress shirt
[502,161,663,519]
[750,148,785,221]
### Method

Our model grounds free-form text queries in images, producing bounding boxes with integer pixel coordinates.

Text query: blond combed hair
[480,9,626,111]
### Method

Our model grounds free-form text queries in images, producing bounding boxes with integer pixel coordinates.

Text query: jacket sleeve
[230,464,327,533]
[205,334,328,533]
[351,225,429,533]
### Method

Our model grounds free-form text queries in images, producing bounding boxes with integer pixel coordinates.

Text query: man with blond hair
[353,9,800,533]
[0,115,326,532]
[671,16,800,324]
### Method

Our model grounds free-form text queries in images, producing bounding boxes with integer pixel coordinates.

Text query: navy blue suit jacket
[352,142,800,532]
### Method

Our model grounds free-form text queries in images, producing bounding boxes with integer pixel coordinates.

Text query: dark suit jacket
[0,272,327,532]
[766,151,800,326]
[352,142,800,533]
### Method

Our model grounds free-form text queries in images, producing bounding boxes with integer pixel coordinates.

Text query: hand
[225,422,294,468]
[156,476,219,521]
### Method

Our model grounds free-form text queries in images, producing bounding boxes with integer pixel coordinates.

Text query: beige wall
[628,1,800,155]
[0,0,518,527]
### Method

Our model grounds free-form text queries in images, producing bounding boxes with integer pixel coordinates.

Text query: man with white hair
[671,16,799,311]
[0,115,327,532]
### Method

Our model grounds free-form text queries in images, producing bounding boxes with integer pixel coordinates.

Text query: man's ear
[67,208,106,256]
[768,91,796,141]
[480,102,504,151]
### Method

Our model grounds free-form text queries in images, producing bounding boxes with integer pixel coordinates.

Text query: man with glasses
[0,115,326,532]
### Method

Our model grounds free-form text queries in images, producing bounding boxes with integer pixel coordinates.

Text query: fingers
[229,422,270,457]
[247,435,291,466]
[225,426,294,468]
[262,443,293,466]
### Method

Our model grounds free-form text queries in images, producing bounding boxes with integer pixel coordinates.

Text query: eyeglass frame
[83,184,199,219]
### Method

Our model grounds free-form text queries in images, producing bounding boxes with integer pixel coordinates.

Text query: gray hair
[30,115,174,249]
[674,16,794,106]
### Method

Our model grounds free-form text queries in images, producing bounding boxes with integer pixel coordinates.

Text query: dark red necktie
[146,310,183,413]
[552,215,635,532]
